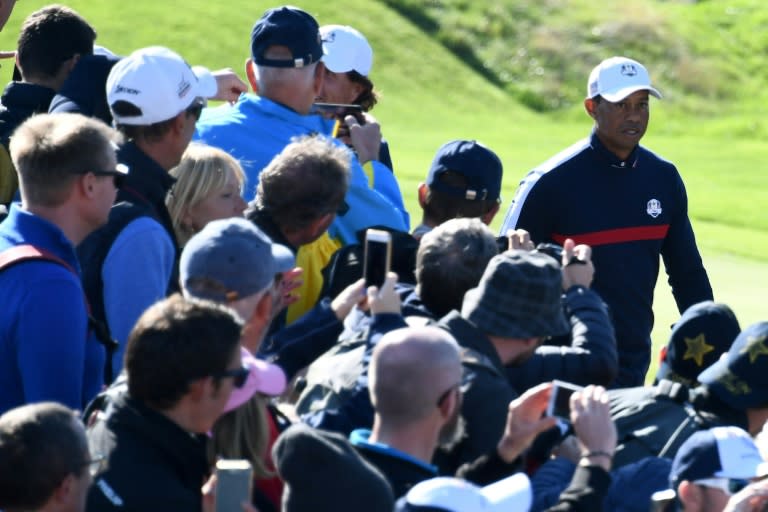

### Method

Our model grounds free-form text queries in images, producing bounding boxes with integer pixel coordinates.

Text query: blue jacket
[194,94,409,244]
[0,206,105,413]
[500,130,712,387]
[78,142,177,377]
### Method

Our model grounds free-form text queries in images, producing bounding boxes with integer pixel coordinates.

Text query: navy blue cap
[655,301,740,387]
[250,6,323,68]
[698,321,768,408]
[670,426,768,487]
[426,140,503,202]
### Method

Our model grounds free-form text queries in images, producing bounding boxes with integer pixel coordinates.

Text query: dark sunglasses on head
[214,365,250,388]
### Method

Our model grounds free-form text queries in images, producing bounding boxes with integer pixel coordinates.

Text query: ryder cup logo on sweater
[647,199,662,218]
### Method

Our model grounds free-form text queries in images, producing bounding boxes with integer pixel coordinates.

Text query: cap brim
[482,472,531,511]
[697,353,729,384]
[224,348,287,413]
[599,85,662,102]
[272,243,296,273]
[191,65,218,99]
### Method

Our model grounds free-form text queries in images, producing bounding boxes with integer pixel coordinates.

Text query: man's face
[587,90,650,160]
[317,68,363,105]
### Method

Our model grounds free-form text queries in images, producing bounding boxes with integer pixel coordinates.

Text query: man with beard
[351,326,557,497]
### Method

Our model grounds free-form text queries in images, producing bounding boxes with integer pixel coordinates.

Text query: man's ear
[481,201,500,225]
[417,183,428,209]
[437,387,458,421]
[51,473,77,504]
[677,481,700,509]
[584,98,598,120]
[245,58,258,93]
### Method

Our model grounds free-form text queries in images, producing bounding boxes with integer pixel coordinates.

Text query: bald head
[369,327,462,426]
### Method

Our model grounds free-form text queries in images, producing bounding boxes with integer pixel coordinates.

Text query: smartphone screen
[215,459,253,512]
[547,380,583,420]
[363,229,392,288]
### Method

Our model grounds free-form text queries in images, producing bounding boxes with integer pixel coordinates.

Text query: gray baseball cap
[180,218,295,302]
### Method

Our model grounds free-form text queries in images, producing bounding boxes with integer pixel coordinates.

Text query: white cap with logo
[320,25,373,76]
[107,46,218,125]
[587,56,662,102]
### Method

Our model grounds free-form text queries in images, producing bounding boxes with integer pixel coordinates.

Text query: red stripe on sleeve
[552,225,670,247]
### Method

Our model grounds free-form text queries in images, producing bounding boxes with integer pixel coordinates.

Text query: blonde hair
[166,143,246,246]
[208,395,273,478]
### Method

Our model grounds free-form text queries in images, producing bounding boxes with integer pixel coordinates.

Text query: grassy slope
[1,0,764,381]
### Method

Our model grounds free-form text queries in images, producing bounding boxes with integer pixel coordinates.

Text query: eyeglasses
[436,371,474,407]
[93,163,129,188]
[214,365,250,388]
[336,200,350,216]
[82,454,107,477]
[185,97,206,121]
[694,477,750,496]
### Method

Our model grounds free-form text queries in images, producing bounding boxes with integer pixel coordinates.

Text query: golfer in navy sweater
[501,56,713,387]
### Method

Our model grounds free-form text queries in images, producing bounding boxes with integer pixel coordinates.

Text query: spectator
[395,473,532,512]
[0,402,94,512]
[167,143,247,247]
[0,5,96,204]
[272,422,394,512]
[78,46,239,377]
[86,295,245,511]
[500,56,713,387]
[0,113,122,413]
[317,24,394,170]
[246,135,350,324]
[654,301,741,387]
[667,427,768,512]
[194,5,408,238]
[610,322,768,469]
[412,139,503,240]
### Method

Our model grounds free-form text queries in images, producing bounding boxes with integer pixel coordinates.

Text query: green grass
[1,0,765,384]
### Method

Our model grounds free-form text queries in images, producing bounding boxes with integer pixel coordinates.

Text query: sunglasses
[92,163,129,188]
[82,453,107,477]
[214,365,250,388]
[436,370,475,407]
[185,97,206,121]
[694,477,750,496]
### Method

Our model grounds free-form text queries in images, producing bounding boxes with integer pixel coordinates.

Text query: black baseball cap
[250,6,323,68]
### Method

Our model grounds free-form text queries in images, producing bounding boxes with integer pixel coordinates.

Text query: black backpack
[609,379,715,469]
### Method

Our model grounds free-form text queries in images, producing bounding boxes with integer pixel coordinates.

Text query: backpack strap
[653,379,711,458]
[0,244,118,383]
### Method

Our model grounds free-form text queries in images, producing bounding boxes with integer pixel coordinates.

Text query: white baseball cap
[587,56,662,102]
[395,473,532,512]
[320,25,373,76]
[107,46,218,125]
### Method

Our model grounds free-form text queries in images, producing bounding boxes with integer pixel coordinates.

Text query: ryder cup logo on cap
[670,426,768,486]
[587,56,662,102]
[107,46,217,125]
[395,473,531,512]
[180,218,295,303]
[321,25,373,76]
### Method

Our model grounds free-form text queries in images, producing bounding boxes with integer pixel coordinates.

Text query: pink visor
[224,347,287,413]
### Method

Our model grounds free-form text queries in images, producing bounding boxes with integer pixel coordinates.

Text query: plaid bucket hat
[461,249,568,339]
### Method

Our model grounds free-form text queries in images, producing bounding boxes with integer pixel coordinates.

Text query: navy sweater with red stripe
[500,130,712,387]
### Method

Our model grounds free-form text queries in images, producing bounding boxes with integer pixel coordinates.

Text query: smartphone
[363,229,392,288]
[546,380,583,420]
[649,489,676,512]
[215,459,253,512]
